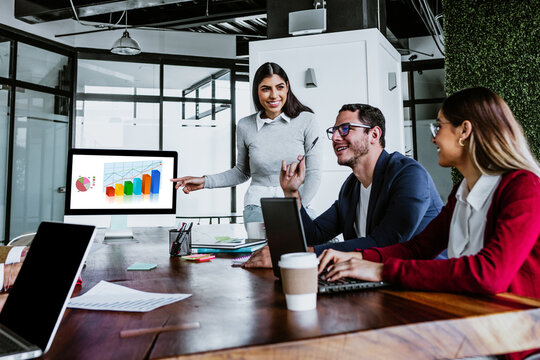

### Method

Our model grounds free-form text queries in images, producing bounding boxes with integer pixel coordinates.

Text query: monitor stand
[104,215,138,244]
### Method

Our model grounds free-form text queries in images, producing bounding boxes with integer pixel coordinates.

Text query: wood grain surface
[39,228,538,360]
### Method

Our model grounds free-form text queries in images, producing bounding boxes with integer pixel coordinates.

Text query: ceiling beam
[77,0,194,18]
[16,0,192,24]
[146,10,266,29]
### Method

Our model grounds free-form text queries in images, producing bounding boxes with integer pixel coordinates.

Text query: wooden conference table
[41,227,538,360]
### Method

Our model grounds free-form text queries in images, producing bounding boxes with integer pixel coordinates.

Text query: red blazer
[362,170,540,360]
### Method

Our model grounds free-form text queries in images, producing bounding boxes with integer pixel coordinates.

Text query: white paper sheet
[68,280,191,312]
[5,246,26,264]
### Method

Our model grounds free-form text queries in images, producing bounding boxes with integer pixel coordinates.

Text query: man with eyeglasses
[244,104,443,268]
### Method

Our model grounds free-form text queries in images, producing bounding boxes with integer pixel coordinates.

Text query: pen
[176,221,185,232]
[172,233,186,255]
[171,233,184,255]
[120,322,201,338]
[170,223,187,254]
[299,136,319,162]
[180,223,193,249]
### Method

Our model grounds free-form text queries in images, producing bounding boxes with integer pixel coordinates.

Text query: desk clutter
[169,222,193,257]
[190,224,267,253]
[30,224,537,360]
[231,255,252,266]
[191,243,265,254]
[181,254,215,262]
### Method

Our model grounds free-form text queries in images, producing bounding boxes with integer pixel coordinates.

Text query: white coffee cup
[246,222,266,239]
[278,252,318,311]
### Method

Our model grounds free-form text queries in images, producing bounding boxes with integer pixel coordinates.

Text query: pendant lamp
[111,11,141,55]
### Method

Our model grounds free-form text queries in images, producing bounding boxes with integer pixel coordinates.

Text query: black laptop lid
[0,222,95,352]
[260,198,308,278]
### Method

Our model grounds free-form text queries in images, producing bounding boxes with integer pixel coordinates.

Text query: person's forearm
[204,167,250,188]
[283,189,302,208]
[313,237,374,256]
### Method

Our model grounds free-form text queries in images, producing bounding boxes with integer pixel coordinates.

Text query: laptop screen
[260,198,308,278]
[0,222,95,352]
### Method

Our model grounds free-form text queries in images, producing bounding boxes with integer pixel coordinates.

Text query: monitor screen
[65,149,177,215]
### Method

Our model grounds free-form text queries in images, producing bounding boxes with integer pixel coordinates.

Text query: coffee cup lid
[278,252,318,269]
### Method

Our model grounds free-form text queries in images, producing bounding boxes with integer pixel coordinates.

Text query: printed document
[68,280,191,312]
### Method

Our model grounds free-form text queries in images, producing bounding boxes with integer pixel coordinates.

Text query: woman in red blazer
[318,87,540,360]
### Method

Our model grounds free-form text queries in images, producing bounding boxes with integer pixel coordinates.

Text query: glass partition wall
[11,90,70,238]
[402,59,451,200]
[75,60,160,149]
[76,57,239,220]
[0,36,10,241]
[0,26,241,242]
[0,31,73,242]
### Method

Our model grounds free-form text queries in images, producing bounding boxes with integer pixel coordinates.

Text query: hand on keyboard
[317,248,362,276]
[323,257,384,283]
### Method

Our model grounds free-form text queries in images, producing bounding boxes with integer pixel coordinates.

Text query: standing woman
[319,87,540,360]
[171,62,321,224]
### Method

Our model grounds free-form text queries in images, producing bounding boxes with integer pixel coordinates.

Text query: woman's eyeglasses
[429,123,441,138]
[326,123,371,140]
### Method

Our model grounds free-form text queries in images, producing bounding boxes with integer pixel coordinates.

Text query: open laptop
[0,222,96,360]
[260,198,388,293]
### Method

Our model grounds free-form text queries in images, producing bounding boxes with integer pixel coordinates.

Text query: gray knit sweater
[204,111,322,206]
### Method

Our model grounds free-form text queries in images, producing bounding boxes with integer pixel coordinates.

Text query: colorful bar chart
[103,160,162,199]
[124,181,133,195]
[151,170,160,194]
[142,174,151,195]
[133,178,142,195]
[115,184,124,196]
[105,187,115,197]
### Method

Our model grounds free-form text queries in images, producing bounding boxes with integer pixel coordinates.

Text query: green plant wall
[443,0,540,183]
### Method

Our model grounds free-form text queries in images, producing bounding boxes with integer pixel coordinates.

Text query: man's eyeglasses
[326,123,371,140]
[429,123,440,138]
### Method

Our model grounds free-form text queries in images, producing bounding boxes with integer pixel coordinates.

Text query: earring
[458,138,465,147]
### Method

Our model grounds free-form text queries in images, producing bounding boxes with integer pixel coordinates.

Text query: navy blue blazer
[301,150,443,255]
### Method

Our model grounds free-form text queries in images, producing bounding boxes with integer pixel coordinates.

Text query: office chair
[7,233,36,247]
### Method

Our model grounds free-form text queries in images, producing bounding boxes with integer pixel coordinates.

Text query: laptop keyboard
[0,334,26,355]
[318,277,387,293]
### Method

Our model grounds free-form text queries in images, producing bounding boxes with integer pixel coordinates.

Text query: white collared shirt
[447,174,502,258]
[255,111,290,132]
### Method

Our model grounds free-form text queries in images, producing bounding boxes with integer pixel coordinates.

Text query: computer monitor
[64,149,178,239]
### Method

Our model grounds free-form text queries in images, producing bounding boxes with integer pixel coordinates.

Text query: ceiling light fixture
[111,11,141,55]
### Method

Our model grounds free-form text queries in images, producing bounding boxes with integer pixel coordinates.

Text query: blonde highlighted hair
[441,87,540,177]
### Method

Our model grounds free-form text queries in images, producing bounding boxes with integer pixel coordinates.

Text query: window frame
[401,58,445,159]
[0,25,76,243]
[75,49,243,219]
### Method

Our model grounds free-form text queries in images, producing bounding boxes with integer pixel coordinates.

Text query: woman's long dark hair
[252,62,313,118]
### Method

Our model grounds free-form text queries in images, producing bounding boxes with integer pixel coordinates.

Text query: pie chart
[76,177,91,192]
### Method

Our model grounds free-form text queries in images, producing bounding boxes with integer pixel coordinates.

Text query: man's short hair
[339,104,386,147]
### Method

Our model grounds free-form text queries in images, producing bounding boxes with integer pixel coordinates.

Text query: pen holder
[169,226,192,257]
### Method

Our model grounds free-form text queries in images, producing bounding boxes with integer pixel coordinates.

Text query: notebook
[260,198,388,293]
[191,224,266,249]
[0,221,96,360]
